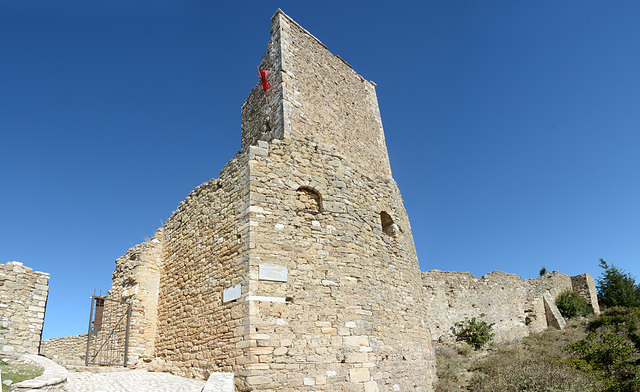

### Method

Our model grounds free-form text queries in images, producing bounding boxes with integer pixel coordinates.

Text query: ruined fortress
[36,10,601,392]
[100,10,435,391]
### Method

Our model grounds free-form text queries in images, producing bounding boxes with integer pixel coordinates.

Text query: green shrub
[564,331,637,386]
[597,259,640,309]
[540,266,547,276]
[556,290,592,319]
[590,307,640,352]
[580,307,640,391]
[590,307,640,332]
[454,314,495,350]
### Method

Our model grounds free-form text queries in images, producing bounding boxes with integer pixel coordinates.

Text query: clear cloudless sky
[1,1,639,339]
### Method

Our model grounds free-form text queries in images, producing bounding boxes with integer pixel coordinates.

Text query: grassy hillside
[435,307,640,392]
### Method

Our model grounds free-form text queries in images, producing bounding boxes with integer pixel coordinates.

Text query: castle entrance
[85,295,131,366]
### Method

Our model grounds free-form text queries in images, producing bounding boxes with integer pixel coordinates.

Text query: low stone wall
[422,270,596,343]
[13,354,68,391]
[40,334,88,364]
[0,261,50,355]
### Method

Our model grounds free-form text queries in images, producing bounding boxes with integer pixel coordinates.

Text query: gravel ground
[65,369,206,392]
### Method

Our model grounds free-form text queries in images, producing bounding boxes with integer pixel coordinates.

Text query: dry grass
[434,341,492,392]
[522,318,590,360]
[468,345,600,391]
[434,319,603,392]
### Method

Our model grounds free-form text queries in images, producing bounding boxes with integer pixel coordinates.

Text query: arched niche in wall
[380,211,401,238]
[296,186,322,215]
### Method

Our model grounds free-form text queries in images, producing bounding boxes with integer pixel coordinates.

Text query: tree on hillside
[596,259,640,309]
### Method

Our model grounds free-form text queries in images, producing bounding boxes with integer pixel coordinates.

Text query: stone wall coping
[13,354,68,390]
[272,9,327,50]
[271,8,377,88]
[2,261,50,277]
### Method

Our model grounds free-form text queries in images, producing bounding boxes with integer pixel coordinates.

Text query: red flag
[258,66,270,91]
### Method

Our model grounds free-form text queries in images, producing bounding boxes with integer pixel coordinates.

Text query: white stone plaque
[222,283,241,303]
[259,264,288,282]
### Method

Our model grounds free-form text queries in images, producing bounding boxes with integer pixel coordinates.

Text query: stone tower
[104,10,435,392]
[241,11,392,180]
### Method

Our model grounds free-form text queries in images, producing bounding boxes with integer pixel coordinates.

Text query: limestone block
[202,372,234,392]
[248,347,274,355]
[344,336,369,347]
[147,358,166,372]
[350,368,370,382]
[365,381,380,392]
[245,375,270,386]
[273,347,288,356]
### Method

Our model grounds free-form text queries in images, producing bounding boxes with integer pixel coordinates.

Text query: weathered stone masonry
[422,270,599,343]
[242,9,392,179]
[40,334,88,365]
[45,9,602,392]
[0,261,50,355]
[97,9,436,392]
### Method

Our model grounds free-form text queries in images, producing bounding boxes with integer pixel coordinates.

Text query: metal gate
[85,295,131,366]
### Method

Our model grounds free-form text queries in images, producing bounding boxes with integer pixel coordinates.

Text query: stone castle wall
[107,228,163,364]
[153,153,251,378]
[111,136,436,390]
[0,261,49,355]
[422,270,597,343]
[40,334,87,364]
[233,11,434,390]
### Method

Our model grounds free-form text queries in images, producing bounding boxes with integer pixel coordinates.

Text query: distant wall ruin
[0,261,50,355]
[422,270,599,343]
[571,273,600,314]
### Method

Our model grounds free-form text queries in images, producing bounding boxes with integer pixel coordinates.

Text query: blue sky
[2,1,639,340]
